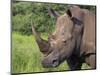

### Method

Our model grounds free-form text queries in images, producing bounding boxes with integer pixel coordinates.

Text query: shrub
[12,1,95,35]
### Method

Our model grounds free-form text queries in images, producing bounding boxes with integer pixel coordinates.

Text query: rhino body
[32,6,96,70]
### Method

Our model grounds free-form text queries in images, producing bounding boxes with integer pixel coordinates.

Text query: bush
[12,1,95,35]
[12,14,32,35]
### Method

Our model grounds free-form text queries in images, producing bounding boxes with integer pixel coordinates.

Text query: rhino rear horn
[48,7,60,18]
[31,20,50,54]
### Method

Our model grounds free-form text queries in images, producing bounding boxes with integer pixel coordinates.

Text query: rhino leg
[67,52,83,70]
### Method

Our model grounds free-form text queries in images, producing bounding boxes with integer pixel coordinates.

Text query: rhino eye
[62,40,67,44]
[63,40,67,43]
[61,32,65,35]
[50,34,55,40]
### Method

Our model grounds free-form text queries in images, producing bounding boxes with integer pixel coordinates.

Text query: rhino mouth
[42,60,59,68]
[42,55,60,68]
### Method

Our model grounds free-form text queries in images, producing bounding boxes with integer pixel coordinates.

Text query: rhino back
[81,10,96,54]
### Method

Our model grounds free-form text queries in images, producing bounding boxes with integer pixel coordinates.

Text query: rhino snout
[42,57,59,68]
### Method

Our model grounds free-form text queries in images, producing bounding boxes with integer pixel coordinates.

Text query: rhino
[32,6,96,70]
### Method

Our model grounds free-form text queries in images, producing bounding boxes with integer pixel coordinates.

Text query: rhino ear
[48,7,60,18]
[66,9,72,18]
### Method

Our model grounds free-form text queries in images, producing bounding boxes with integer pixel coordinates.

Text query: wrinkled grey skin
[32,6,96,70]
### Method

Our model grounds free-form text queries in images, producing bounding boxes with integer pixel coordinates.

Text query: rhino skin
[32,6,96,70]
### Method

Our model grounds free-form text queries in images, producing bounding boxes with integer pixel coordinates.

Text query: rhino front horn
[31,20,50,54]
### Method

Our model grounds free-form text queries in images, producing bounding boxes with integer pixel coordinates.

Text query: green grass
[12,32,68,73]
[12,32,90,73]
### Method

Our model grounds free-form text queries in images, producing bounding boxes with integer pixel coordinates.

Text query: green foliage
[12,14,32,35]
[12,2,69,35]
[12,2,33,15]
[12,1,95,35]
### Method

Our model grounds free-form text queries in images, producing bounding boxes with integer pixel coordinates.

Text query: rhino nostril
[52,59,58,67]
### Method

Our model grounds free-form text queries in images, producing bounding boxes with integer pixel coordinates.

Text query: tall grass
[12,32,68,73]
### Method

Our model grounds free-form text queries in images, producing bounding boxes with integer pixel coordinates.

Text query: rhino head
[32,6,84,68]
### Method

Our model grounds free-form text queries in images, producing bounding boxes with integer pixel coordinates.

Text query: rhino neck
[69,20,84,58]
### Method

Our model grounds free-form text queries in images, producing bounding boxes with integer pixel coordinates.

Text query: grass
[12,32,90,74]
